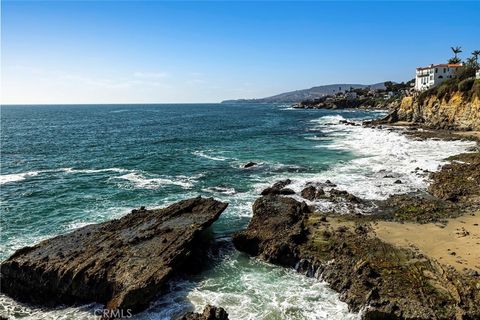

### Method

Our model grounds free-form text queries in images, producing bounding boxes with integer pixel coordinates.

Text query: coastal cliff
[394,79,480,130]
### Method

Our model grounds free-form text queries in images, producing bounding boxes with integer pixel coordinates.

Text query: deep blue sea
[0,104,474,319]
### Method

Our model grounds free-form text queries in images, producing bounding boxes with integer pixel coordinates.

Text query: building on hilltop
[476,69,480,79]
[414,63,462,91]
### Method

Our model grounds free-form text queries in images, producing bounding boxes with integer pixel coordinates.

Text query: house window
[435,68,438,73]
[438,75,443,79]
[443,68,446,73]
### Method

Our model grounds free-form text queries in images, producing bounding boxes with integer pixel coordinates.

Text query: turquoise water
[0,104,474,319]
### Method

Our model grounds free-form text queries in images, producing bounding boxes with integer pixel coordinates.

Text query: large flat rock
[1,197,228,314]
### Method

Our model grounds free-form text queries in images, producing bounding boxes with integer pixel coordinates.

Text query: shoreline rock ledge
[233,195,480,320]
[0,197,228,315]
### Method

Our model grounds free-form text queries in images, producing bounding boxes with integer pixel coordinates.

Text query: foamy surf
[0,168,131,185]
[0,171,39,185]
[273,114,476,202]
[115,172,201,189]
[139,249,359,320]
[192,150,229,161]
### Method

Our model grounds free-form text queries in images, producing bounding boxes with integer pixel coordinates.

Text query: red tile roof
[416,63,462,70]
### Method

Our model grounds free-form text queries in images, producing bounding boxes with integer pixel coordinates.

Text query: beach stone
[0,197,228,315]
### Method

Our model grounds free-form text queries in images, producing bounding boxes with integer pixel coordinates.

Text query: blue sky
[2,1,479,104]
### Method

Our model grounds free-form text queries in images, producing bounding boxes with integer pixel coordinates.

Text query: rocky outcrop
[293,95,401,110]
[395,90,480,130]
[260,179,294,196]
[233,192,480,319]
[181,305,229,320]
[428,152,480,204]
[0,197,228,315]
[233,196,310,267]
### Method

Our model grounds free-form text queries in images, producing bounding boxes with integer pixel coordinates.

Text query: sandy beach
[374,213,480,273]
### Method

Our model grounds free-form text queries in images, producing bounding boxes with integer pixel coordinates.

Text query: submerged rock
[181,305,229,320]
[0,197,228,315]
[243,162,257,168]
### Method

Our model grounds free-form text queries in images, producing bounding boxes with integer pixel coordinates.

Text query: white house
[415,63,462,91]
[476,69,480,79]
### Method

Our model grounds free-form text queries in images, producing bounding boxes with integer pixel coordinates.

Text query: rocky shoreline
[1,117,480,319]
[232,128,480,319]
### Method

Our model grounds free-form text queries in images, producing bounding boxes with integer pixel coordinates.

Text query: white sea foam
[115,172,198,189]
[0,171,39,185]
[0,168,131,185]
[66,221,94,230]
[201,186,237,195]
[61,167,129,174]
[192,150,229,161]
[286,114,476,201]
[139,253,359,320]
[0,294,100,320]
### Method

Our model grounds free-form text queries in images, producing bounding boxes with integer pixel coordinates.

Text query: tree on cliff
[449,46,462,64]
[472,50,480,65]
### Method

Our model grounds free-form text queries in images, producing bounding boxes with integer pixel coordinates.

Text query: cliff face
[397,92,480,130]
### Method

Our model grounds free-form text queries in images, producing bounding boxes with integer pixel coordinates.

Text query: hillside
[221,82,386,104]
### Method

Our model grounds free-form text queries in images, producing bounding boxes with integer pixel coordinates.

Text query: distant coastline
[221,82,387,104]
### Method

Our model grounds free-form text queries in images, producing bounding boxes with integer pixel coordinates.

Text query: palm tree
[472,50,480,64]
[451,46,462,60]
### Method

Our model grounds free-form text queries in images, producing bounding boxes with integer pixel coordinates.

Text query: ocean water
[0,104,475,320]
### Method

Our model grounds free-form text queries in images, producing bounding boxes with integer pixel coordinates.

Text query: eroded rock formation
[0,197,228,315]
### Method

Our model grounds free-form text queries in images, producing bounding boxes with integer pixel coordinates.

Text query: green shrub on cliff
[455,65,477,80]
[458,78,475,92]
[418,79,459,103]
[473,79,480,98]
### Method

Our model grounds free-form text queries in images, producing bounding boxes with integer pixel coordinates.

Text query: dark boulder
[329,188,362,204]
[301,186,325,201]
[0,197,228,315]
[181,305,229,320]
[260,179,293,196]
[233,196,310,267]
[278,188,295,195]
[243,162,257,168]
